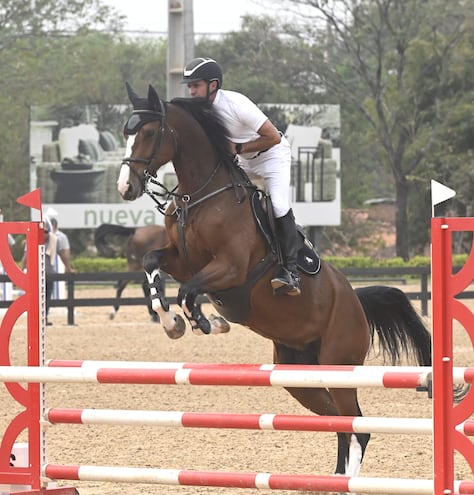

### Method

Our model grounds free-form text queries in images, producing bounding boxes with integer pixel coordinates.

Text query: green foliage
[73,257,127,272]
[340,108,394,207]
[195,15,323,104]
[324,254,468,269]
[0,20,167,221]
[281,0,473,258]
[72,254,469,272]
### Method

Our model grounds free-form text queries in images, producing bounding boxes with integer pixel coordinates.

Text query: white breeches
[239,137,292,218]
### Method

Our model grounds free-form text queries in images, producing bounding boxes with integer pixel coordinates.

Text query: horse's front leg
[143,248,228,337]
[176,286,230,335]
[177,287,211,335]
[143,249,186,339]
[176,254,246,335]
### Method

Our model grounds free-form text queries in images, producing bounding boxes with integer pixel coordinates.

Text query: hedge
[72,254,469,273]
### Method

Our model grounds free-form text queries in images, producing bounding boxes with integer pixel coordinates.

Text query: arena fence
[6,266,474,323]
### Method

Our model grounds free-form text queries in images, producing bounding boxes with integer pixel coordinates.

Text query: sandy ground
[1,283,473,495]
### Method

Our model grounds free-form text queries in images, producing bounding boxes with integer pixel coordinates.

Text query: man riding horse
[181,57,301,297]
[116,80,434,479]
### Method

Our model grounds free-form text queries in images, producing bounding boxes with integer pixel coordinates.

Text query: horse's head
[117,83,176,201]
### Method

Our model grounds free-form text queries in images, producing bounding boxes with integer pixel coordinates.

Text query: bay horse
[94,223,168,321]
[116,83,432,483]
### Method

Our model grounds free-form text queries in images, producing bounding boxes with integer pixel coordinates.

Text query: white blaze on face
[117,164,131,196]
[116,134,136,196]
[124,132,136,158]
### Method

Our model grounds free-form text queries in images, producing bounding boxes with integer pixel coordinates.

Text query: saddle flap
[250,190,276,252]
[251,191,321,276]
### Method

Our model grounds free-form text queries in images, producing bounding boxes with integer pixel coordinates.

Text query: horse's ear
[148,85,162,112]
[125,82,140,106]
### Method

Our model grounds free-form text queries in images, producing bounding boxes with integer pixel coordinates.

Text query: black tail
[94,224,136,258]
[355,286,432,366]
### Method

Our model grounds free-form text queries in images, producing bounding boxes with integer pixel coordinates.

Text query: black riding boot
[271,209,301,296]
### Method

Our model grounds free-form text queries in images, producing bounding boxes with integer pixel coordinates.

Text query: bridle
[121,98,176,178]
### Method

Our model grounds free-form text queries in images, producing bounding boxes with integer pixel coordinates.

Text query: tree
[0,0,123,47]
[196,16,324,104]
[405,14,474,253]
[0,0,145,221]
[274,0,471,259]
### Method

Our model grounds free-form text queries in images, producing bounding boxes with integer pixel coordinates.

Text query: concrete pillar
[167,0,194,100]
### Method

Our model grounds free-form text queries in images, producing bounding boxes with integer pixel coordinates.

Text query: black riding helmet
[181,58,223,98]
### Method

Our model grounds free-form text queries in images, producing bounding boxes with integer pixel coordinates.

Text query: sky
[103,0,270,35]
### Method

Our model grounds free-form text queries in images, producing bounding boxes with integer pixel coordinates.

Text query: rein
[145,161,254,217]
[145,161,222,214]
[145,161,255,275]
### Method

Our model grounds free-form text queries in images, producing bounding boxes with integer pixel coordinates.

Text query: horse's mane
[170,97,234,168]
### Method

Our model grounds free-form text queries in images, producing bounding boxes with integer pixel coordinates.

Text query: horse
[116,83,433,483]
[94,223,168,321]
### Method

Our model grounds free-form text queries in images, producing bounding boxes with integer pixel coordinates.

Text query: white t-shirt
[212,89,268,145]
[212,89,292,217]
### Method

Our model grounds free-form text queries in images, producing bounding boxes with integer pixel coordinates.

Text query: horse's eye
[144,128,155,139]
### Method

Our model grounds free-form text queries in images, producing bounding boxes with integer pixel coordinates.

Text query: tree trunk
[395,178,410,260]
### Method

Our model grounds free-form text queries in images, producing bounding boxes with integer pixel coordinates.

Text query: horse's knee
[143,251,160,273]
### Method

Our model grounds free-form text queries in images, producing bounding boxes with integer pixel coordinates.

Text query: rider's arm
[232,120,281,155]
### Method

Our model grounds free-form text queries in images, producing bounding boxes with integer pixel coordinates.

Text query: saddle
[206,186,321,324]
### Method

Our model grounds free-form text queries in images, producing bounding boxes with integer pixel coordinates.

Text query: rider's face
[187,80,209,98]
[187,80,218,100]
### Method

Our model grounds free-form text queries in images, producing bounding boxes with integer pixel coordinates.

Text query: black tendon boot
[271,209,301,296]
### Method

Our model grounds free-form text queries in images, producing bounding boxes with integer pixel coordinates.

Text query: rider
[181,57,300,296]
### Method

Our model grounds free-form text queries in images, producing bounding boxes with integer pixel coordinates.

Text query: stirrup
[271,269,301,296]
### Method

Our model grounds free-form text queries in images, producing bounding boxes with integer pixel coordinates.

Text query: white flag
[431,180,456,208]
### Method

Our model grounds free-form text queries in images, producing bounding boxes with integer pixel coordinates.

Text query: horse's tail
[355,285,432,366]
[94,224,136,258]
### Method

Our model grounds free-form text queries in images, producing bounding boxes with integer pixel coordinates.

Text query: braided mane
[170,97,234,168]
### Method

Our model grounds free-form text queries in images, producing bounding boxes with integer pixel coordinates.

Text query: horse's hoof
[200,318,211,335]
[191,316,211,335]
[164,315,186,339]
[208,314,231,334]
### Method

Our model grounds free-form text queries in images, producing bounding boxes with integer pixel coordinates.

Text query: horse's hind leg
[274,342,370,479]
[283,385,368,478]
[330,388,370,476]
[110,279,128,320]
